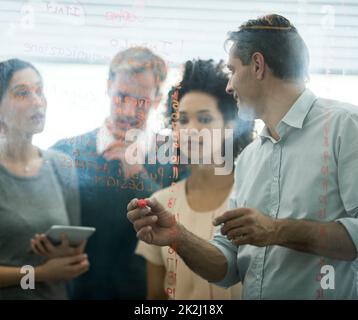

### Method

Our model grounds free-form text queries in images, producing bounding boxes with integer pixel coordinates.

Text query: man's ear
[251,52,265,80]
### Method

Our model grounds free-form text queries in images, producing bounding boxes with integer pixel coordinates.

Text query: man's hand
[213,208,278,247]
[127,197,180,246]
[104,140,144,178]
[128,198,230,283]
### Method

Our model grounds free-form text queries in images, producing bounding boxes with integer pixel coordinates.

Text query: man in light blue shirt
[127,14,358,299]
[210,86,358,299]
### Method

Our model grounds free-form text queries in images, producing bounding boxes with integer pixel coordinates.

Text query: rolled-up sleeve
[335,113,358,253]
[209,229,241,288]
[208,193,241,288]
[336,213,358,253]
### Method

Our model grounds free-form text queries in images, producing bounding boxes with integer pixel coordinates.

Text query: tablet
[45,225,96,246]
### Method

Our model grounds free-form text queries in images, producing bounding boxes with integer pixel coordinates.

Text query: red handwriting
[105,9,140,23]
[315,110,331,299]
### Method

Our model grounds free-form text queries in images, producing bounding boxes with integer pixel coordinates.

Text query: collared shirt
[96,120,115,155]
[210,88,358,299]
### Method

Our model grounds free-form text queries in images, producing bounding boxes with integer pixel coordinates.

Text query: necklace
[0,145,40,174]
[0,155,32,173]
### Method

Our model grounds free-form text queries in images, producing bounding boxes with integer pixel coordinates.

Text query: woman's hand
[35,254,90,282]
[31,234,86,259]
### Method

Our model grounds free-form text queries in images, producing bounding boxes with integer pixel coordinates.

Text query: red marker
[137,199,148,208]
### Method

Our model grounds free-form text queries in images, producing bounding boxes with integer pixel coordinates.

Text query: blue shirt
[52,128,186,299]
[211,89,358,299]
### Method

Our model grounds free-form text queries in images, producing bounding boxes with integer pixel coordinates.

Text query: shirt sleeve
[135,240,164,266]
[208,185,241,288]
[209,231,241,288]
[63,161,81,226]
[335,112,358,253]
[47,150,81,226]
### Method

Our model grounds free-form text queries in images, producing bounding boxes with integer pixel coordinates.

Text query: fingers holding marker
[136,225,153,243]
[145,197,163,212]
[135,199,152,215]
[127,205,151,221]
[133,215,158,232]
[128,198,150,211]
[137,199,148,208]
[127,198,139,211]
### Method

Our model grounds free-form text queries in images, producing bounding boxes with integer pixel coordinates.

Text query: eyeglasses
[113,90,152,110]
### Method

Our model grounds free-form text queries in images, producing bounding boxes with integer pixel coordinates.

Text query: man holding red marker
[128,15,358,299]
[137,199,148,209]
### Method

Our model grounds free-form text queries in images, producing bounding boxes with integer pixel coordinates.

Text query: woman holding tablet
[0,59,89,299]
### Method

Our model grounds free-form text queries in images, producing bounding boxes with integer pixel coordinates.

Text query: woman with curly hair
[136,59,254,300]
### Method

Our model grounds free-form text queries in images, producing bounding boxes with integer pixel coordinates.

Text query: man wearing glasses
[52,47,175,299]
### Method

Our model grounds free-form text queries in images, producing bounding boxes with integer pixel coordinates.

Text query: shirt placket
[253,140,282,299]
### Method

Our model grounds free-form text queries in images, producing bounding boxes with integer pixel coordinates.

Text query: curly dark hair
[166,59,254,159]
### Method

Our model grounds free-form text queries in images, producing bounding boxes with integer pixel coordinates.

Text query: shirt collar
[96,120,115,155]
[259,88,317,144]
